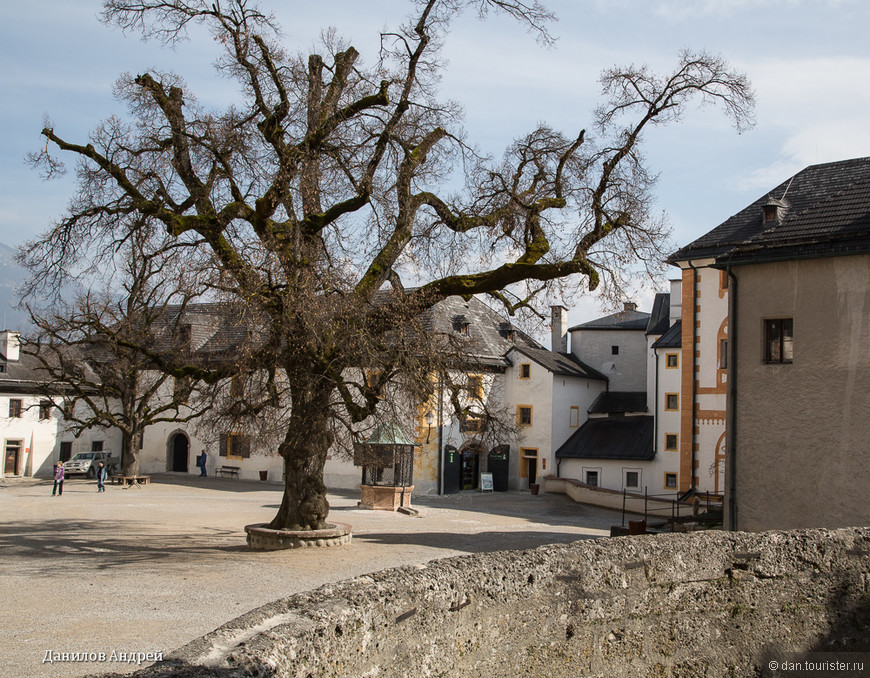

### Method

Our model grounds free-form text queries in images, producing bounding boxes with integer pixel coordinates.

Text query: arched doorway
[168,433,189,472]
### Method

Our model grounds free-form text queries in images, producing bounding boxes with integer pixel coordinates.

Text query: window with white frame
[623,468,641,490]
[584,468,601,487]
[569,406,580,428]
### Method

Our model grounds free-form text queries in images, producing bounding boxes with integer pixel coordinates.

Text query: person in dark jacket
[198,451,207,477]
[52,461,64,496]
[96,462,108,492]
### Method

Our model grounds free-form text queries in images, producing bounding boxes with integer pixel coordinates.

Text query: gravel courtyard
[1,473,628,677]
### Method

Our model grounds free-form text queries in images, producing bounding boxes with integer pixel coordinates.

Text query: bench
[215,465,240,478]
[109,475,151,488]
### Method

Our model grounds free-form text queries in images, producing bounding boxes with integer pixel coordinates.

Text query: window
[585,470,599,487]
[519,363,531,379]
[230,375,245,398]
[666,353,679,369]
[91,441,104,452]
[0,363,5,373]
[459,413,485,433]
[452,316,469,335]
[59,441,73,462]
[623,469,640,490]
[665,433,678,451]
[466,375,483,399]
[569,406,580,428]
[222,432,251,459]
[39,401,52,420]
[174,376,191,404]
[719,270,729,290]
[8,399,22,418]
[764,318,793,364]
[516,405,533,427]
[665,393,679,411]
[611,345,619,355]
[719,339,728,369]
[664,472,678,489]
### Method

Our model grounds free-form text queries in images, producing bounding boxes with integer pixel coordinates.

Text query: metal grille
[359,444,414,487]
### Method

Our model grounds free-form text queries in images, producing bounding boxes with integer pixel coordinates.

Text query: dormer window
[452,315,469,335]
[498,322,514,340]
[762,196,787,224]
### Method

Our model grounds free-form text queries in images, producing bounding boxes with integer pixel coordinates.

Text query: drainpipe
[688,261,699,492]
[726,266,739,531]
[437,371,445,495]
[654,344,659,457]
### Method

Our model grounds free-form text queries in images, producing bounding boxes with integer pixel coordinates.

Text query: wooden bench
[109,475,151,488]
[215,465,240,478]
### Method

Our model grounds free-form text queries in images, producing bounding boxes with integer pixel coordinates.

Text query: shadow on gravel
[1,519,246,573]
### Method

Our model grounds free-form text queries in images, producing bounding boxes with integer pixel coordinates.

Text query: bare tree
[22,0,754,530]
[25,225,211,476]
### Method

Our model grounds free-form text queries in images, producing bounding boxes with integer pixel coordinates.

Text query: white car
[62,452,118,478]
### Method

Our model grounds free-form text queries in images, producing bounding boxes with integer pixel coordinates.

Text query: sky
[2,0,869,326]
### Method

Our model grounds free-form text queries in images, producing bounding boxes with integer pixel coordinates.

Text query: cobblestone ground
[1,474,627,677]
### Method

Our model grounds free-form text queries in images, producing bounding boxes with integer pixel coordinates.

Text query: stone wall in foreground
[128,528,870,677]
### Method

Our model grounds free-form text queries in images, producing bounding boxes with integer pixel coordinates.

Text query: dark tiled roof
[420,296,544,368]
[588,391,647,414]
[645,293,670,335]
[510,346,608,381]
[0,351,54,394]
[723,175,870,264]
[670,156,870,264]
[555,415,654,460]
[651,320,681,349]
[569,309,651,332]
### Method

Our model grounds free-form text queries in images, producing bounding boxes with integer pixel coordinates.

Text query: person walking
[52,461,64,496]
[96,461,107,492]
[198,451,207,477]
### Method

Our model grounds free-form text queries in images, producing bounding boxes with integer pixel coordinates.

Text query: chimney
[551,305,568,354]
[623,301,638,312]
[0,331,20,362]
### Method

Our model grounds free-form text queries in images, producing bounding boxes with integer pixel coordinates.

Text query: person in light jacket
[96,462,108,492]
[52,461,64,496]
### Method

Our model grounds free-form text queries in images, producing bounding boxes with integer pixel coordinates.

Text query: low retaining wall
[542,476,693,520]
[127,527,870,677]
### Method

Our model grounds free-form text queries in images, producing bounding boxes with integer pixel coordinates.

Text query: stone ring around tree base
[244,522,352,550]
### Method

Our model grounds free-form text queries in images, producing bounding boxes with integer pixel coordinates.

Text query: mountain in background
[0,242,32,331]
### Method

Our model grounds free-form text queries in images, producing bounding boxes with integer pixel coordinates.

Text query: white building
[1,330,122,478]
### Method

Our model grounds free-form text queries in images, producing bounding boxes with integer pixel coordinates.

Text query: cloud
[650,0,856,21]
[728,55,870,191]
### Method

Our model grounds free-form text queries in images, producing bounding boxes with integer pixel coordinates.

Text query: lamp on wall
[425,410,434,444]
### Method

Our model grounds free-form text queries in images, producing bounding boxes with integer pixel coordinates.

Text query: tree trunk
[268,386,333,531]
[122,422,140,477]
